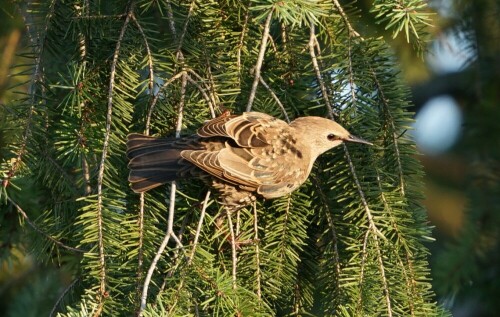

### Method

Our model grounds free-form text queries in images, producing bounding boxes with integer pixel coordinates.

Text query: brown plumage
[126,112,371,211]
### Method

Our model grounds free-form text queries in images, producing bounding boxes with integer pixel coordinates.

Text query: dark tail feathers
[127,133,186,193]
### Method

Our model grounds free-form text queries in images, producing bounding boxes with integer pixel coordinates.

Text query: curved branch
[309,23,334,119]
[246,9,274,112]
[8,197,85,253]
[259,76,290,123]
[331,0,362,38]
[96,3,134,298]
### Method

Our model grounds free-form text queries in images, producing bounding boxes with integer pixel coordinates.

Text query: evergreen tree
[1,0,449,316]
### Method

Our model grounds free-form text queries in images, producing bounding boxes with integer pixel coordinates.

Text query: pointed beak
[345,134,373,146]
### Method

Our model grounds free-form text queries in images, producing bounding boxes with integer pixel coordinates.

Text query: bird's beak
[345,134,373,146]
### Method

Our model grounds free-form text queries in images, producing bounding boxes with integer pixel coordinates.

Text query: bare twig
[237,2,251,79]
[132,12,155,300]
[50,277,80,317]
[8,197,84,253]
[145,71,185,130]
[253,202,262,299]
[246,9,274,111]
[131,14,155,104]
[370,67,405,195]
[311,175,341,278]
[186,73,216,118]
[188,191,211,265]
[308,23,334,119]
[96,5,134,298]
[226,212,238,289]
[343,143,391,315]
[176,0,197,54]
[139,73,188,315]
[259,76,290,123]
[331,0,362,38]
[165,0,178,38]
[4,1,56,188]
[376,170,415,316]
[140,226,173,312]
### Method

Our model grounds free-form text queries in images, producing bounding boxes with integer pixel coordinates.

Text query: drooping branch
[8,197,85,254]
[309,23,334,119]
[96,3,135,298]
[246,9,274,112]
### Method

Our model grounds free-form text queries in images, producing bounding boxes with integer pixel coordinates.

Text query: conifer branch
[188,191,211,265]
[97,2,134,298]
[50,277,80,317]
[4,1,56,188]
[309,23,334,119]
[8,197,85,253]
[237,2,251,79]
[137,192,145,294]
[165,0,177,38]
[259,76,290,123]
[343,143,391,314]
[376,170,416,315]
[131,14,155,100]
[146,71,185,131]
[311,175,341,278]
[176,0,196,55]
[140,72,187,314]
[185,73,216,118]
[246,9,274,111]
[227,211,238,289]
[133,12,154,295]
[370,67,405,195]
[253,202,262,300]
[375,235,393,316]
[236,210,241,237]
[331,0,362,38]
[201,59,221,115]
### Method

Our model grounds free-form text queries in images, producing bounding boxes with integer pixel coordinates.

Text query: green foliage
[0,0,447,315]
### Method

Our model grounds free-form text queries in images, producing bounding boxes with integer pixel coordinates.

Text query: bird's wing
[197,112,286,147]
[182,131,308,198]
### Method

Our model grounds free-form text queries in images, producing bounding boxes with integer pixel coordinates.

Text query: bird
[126,112,371,211]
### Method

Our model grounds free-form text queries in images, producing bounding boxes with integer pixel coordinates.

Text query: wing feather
[197,112,286,148]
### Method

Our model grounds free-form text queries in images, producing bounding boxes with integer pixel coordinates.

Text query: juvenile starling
[127,112,371,211]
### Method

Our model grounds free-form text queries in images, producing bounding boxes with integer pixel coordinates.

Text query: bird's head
[290,116,372,158]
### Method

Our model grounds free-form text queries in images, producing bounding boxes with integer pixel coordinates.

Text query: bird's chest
[251,134,311,191]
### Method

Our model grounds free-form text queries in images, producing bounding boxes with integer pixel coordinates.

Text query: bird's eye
[327,134,337,141]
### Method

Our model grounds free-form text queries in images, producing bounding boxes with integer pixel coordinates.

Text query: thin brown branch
[165,0,178,38]
[139,73,188,315]
[226,211,238,289]
[259,76,290,123]
[237,2,251,79]
[176,0,196,54]
[131,13,155,300]
[370,67,405,195]
[4,1,57,187]
[246,9,274,112]
[311,175,341,279]
[140,228,173,312]
[8,197,85,253]
[188,191,211,265]
[253,202,262,300]
[343,143,391,315]
[50,277,80,317]
[97,3,134,299]
[185,73,216,118]
[331,0,362,38]
[376,170,415,316]
[131,14,155,106]
[145,71,185,131]
[309,23,334,119]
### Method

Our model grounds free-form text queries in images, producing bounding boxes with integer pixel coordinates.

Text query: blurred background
[1,0,499,316]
